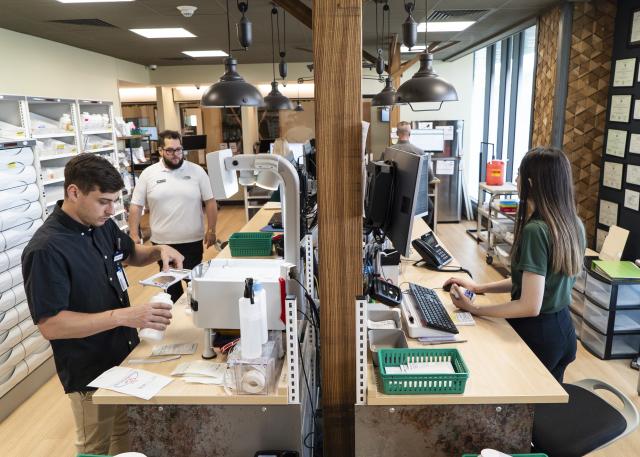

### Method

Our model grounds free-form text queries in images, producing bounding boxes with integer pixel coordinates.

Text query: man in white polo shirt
[129,130,218,302]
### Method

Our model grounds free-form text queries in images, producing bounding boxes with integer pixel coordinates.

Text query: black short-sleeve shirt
[22,203,139,393]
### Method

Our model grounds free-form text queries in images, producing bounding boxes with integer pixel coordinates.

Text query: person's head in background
[63,154,124,227]
[397,121,412,142]
[158,130,184,170]
[513,147,583,277]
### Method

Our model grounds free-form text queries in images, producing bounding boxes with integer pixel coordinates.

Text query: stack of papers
[88,366,173,400]
[151,343,197,356]
[171,360,227,385]
[385,361,455,375]
[418,334,465,345]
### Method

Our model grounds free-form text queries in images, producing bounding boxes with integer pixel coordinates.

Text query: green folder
[592,260,640,280]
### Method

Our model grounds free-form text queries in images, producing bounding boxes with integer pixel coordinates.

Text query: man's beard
[163,156,184,170]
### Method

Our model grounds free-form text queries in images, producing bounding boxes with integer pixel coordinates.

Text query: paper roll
[241,369,266,394]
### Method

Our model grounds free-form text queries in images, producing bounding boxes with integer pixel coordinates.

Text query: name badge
[116,264,129,291]
[156,179,166,184]
[113,251,124,262]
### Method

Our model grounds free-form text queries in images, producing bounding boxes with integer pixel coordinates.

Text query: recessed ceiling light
[130,28,196,39]
[417,21,475,33]
[400,45,427,53]
[182,50,228,58]
[57,0,134,3]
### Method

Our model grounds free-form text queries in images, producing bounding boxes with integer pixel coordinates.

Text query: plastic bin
[570,289,585,316]
[583,297,640,334]
[580,320,640,358]
[377,348,469,395]
[569,309,582,340]
[228,232,273,257]
[368,329,408,367]
[585,273,640,309]
[574,268,587,293]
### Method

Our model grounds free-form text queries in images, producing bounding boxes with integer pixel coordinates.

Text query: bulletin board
[598,0,640,260]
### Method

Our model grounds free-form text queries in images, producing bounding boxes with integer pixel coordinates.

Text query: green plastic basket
[77,454,111,457]
[228,232,273,257]
[377,348,469,395]
[462,455,547,457]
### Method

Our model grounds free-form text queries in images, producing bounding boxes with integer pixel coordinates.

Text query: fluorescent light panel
[182,50,228,58]
[57,0,134,3]
[131,28,196,39]
[401,45,427,53]
[417,21,475,32]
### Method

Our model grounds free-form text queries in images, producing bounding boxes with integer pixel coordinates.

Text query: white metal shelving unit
[243,186,273,222]
[77,100,128,232]
[0,95,29,141]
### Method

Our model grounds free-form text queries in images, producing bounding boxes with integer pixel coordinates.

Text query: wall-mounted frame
[629,9,640,46]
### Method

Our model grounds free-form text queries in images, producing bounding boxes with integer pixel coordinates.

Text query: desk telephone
[411,232,453,269]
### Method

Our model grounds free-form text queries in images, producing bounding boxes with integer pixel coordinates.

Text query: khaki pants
[68,391,130,456]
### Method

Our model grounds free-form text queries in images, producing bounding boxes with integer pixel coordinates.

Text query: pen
[117,237,121,251]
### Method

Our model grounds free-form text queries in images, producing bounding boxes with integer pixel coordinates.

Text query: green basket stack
[228,232,273,257]
[377,348,469,395]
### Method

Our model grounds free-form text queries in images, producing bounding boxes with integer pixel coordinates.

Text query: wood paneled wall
[531,2,616,246]
[562,0,617,246]
[531,6,561,148]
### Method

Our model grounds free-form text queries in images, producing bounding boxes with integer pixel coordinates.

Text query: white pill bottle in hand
[138,292,173,342]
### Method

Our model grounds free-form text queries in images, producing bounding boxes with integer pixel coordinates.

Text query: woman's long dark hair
[512,147,583,276]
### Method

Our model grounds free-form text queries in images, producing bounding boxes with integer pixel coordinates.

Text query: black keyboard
[409,283,458,334]
[268,212,283,229]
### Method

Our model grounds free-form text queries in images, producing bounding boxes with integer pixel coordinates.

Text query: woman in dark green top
[445,147,585,382]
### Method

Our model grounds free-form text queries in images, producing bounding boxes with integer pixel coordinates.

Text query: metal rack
[474,182,518,269]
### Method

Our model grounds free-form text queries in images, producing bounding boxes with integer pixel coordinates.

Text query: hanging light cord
[425,0,429,51]
[383,1,390,70]
[271,7,277,82]
[226,0,232,56]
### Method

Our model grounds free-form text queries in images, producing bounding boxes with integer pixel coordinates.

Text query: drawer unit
[0,183,39,213]
[0,147,34,167]
[0,284,25,313]
[585,273,640,309]
[570,289,585,316]
[581,321,640,359]
[0,243,27,273]
[573,268,587,294]
[0,360,28,398]
[583,298,640,334]
[0,318,36,355]
[570,309,583,340]
[0,219,43,252]
[0,167,36,192]
[0,201,42,231]
[0,139,51,404]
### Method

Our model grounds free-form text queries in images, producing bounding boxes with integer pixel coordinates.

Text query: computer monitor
[380,146,428,257]
[139,126,158,141]
[182,134,207,150]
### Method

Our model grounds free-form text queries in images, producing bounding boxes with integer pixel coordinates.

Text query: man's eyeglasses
[162,147,184,156]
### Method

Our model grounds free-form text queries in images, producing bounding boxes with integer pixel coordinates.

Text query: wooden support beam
[314,0,362,454]
[389,40,402,131]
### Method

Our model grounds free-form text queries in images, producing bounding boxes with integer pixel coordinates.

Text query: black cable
[297,337,315,451]
[270,8,277,82]
[226,0,231,56]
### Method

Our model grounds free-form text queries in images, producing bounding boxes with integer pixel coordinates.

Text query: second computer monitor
[382,146,429,257]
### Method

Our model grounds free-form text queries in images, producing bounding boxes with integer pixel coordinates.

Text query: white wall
[0,28,150,114]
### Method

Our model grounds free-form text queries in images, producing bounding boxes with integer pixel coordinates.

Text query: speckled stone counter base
[128,404,307,457]
[355,403,534,456]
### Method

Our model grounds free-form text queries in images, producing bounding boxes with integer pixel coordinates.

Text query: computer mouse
[443,283,452,292]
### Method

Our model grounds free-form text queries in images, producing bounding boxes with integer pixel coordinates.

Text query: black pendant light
[372,1,397,107]
[396,0,458,110]
[201,0,263,108]
[265,7,293,111]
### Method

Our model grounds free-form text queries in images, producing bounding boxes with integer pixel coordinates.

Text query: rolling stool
[532,379,639,457]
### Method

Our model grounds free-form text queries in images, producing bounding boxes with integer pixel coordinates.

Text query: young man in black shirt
[22,154,184,456]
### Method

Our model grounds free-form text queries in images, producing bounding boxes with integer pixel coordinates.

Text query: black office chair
[532,379,639,457]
